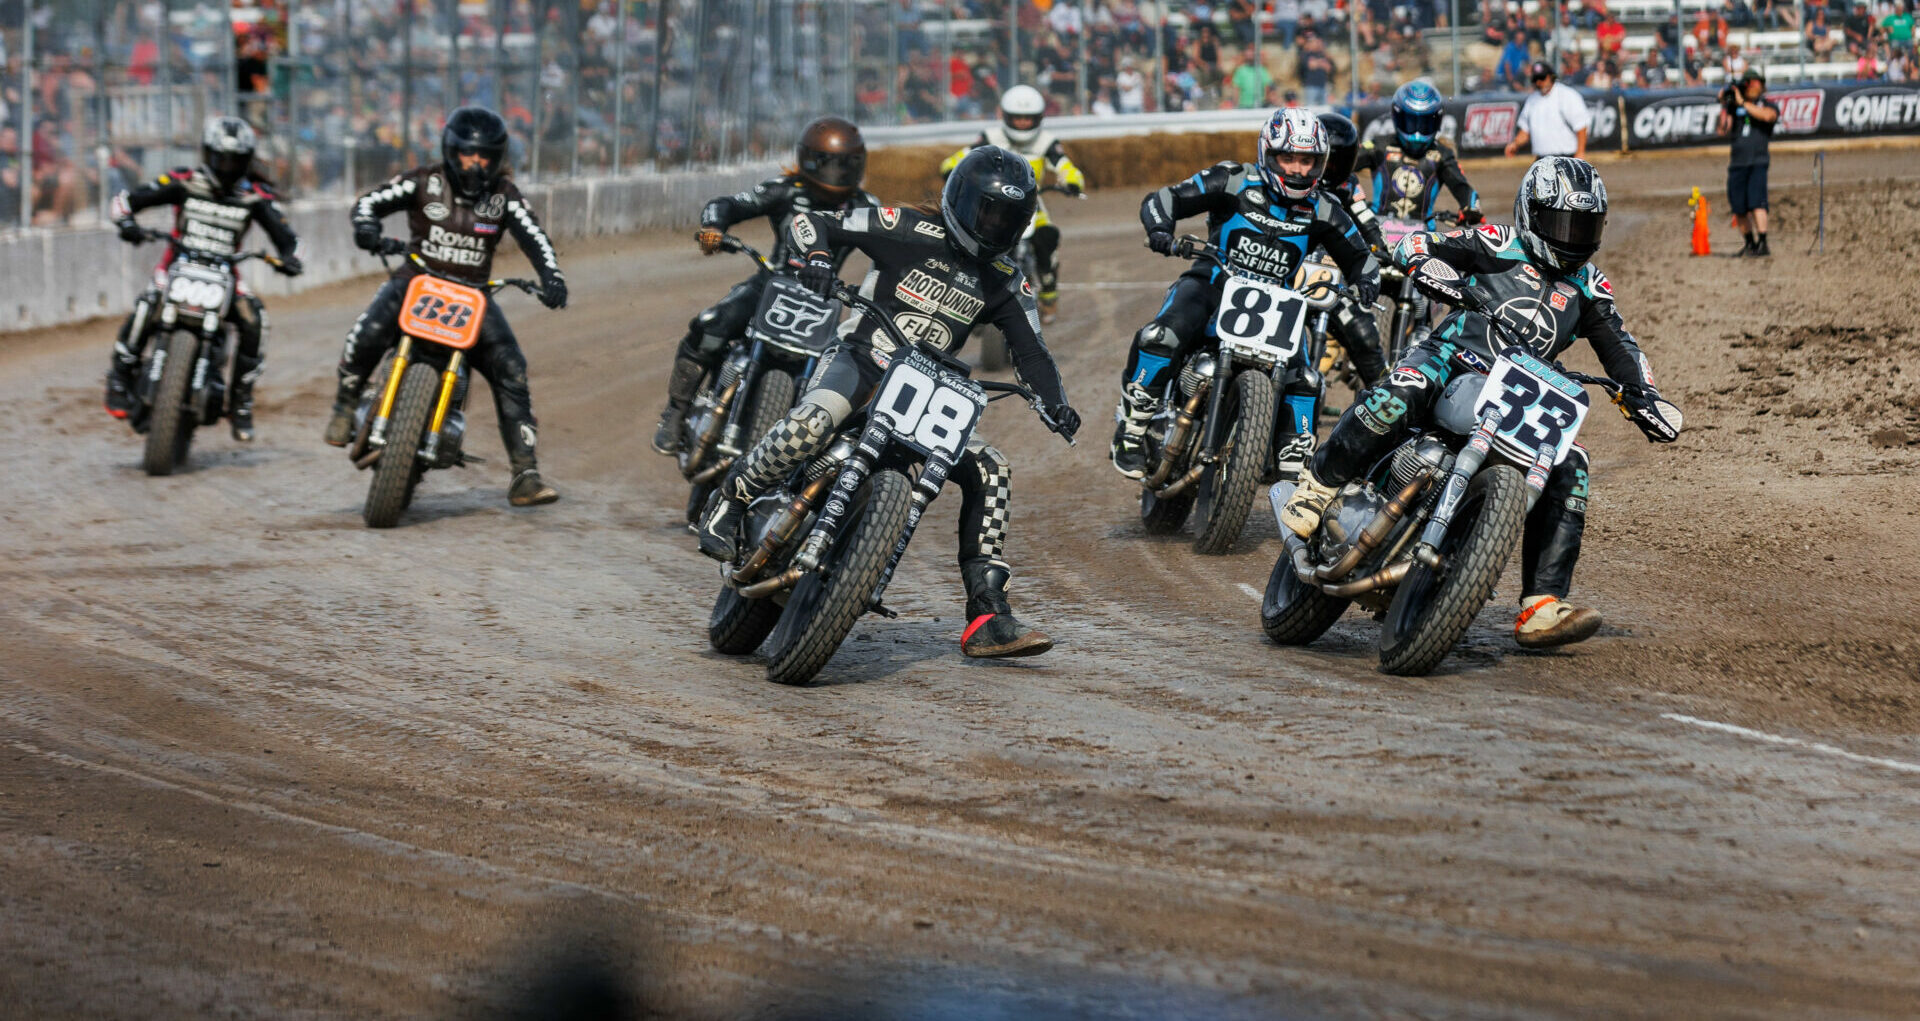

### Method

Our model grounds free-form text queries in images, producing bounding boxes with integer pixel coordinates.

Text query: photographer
[1718,68,1779,257]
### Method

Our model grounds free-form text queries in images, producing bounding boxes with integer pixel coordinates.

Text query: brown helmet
[796,116,867,199]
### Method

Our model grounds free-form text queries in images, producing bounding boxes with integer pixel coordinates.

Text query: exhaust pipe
[688,455,734,486]
[736,566,804,600]
[1309,471,1433,584]
[1322,560,1412,597]
[1153,461,1208,499]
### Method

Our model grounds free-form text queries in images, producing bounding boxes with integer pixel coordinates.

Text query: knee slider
[1135,322,1179,357]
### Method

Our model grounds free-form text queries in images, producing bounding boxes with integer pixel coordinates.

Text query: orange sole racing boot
[1515,595,1602,649]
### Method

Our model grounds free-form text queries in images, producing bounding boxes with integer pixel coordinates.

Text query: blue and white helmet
[1514,157,1608,272]
[1256,107,1328,201]
[1390,80,1444,156]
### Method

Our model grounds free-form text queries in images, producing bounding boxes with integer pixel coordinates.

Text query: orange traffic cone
[1688,187,1711,256]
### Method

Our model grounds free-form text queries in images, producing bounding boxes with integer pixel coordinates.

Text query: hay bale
[866,131,1262,207]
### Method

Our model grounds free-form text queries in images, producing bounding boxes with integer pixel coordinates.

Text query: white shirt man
[1506,62,1591,158]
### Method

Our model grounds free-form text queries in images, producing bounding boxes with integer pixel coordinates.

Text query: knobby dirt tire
[762,469,913,686]
[709,584,781,656]
[1140,485,1195,534]
[362,362,439,529]
[1261,538,1352,645]
[1377,465,1528,676]
[1192,370,1275,555]
[142,333,199,476]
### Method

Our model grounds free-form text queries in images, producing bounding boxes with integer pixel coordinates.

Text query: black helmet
[1514,156,1608,272]
[1317,112,1361,190]
[941,146,1038,260]
[441,106,510,199]
[796,116,867,199]
[201,116,257,192]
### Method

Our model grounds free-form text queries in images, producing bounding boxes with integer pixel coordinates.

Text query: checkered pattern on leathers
[956,437,1011,566]
[729,403,837,499]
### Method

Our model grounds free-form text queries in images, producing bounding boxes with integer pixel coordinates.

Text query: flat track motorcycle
[708,285,1067,686]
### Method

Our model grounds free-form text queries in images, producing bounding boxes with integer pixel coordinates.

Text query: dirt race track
[4,146,1919,1019]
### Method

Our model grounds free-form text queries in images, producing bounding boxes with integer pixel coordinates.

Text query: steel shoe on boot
[961,612,1054,658]
[508,468,560,507]
[1279,468,1338,539]
[1514,595,1602,648]
[695,489,745,562]
[104,371,136,420]
[651,404,687,455]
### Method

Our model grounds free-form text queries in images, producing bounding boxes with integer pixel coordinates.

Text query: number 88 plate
[870,350,988,457]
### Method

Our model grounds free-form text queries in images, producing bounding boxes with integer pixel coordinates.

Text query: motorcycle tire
[1261,536,1351,645]
[1377,464,1528,676]
[709,581,781,656]
[1192,370,1275,555]
[1139,485,1195,535]
[362,362,439,528]
[142,333,199,476]
[761,468,913,686]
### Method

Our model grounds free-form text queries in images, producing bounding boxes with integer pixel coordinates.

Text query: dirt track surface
[4,147,1918,1019]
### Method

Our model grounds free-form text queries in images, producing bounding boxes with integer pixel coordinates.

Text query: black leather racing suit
[109,167,302,413]
[337,166,565,475]
[718,204,1072,620]
[1310,224,1657,600]
[1123,160,1382,458]
[664,174,879,409]
[1315,172,1391,392]
[1353,139,1482,349]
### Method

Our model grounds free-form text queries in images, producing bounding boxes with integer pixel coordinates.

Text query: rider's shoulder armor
[1569,263,1615,303]
[1467,223,1527,259]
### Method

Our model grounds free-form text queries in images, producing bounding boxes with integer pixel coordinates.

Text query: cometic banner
[1353,81,1920,158]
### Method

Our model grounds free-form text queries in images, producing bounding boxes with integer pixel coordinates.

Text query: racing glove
[1406,256,1472,306]
[797,250,837,297]
[539,276,569,310]
[1458,208,1485,226]
[117,220,147,244]
[1146,230,1177,257]
[696,227,725,255]
[377,237,408,257]
[272,254,304,278]
[1045,403,1082,442]
[1619,386,1681,443]
[353,223,385,253]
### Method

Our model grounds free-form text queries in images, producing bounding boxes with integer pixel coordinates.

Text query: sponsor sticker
[792,216,819,248]
[913,220,947,239]
[878,206,901,229]
[1388,366,1428,391]
[423,202,450,221]
[1549,291,1568,311]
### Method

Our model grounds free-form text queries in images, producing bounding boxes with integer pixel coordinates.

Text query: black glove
[1354,275,1381,307]
[353,223,384,253]
[1620,386,1682,443]
[539,277,568,310]
[1458,208,1484,226]
[272,254,303,278]
[117,220,147,244]
[796,250,837,297]
[378,237,408,257]
[1045,403,1081,441]
[1146,230,1177,257]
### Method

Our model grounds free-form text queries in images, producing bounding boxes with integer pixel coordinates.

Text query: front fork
[419,350,464,464]
[367,335,414,449]
[867,444,962,615]
[1412,408,1553,568]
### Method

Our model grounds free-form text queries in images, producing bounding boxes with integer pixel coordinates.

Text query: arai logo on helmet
[999,184,1026,200]
[1564,192,1599,211]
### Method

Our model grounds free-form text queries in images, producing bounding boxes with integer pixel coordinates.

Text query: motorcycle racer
[321,106,568,508]
[1280,157,1679,649]
[105,116,304,441]
[1111,107,1380,479]
[696,147,1081,659]
[939,85,1087,323]
[651,116,880,455]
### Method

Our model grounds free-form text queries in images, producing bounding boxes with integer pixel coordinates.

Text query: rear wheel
[142,333,199,476]
[362,362,440,528]
[1192,370,1275,555]
[1261,537,1351,645]
[1377,465,1528,675]
[761,469,912,686]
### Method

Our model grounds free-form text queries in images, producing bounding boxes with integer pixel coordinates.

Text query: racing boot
[1038,292,1059,326]
[508,466,561,507]
[1514,595,1602,648]
[104,366,137,420]
[695,484,746,562]
[652,356,705,455]
[1109,388,1158,479]
[1278,466,1338,539]
[228,383,256,442]
[1273,431,1316,483]
[323,377,361,447]
[1753,234,1770,258]
[959,560,1053,659]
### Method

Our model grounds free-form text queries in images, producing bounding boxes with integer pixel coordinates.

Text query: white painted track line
[1662,713,1920,775]
[1238,583,1263,600]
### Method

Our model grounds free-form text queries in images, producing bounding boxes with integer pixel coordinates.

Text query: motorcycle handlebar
[718,234,772,270]
[138,229,279,268]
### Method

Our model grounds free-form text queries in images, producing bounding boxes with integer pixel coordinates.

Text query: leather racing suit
[1352,138,1482,349]
[940,127,1087,308]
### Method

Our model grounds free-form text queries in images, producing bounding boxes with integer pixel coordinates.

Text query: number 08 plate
[870,351,987,457]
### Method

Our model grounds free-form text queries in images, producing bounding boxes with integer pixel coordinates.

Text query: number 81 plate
[870,350,987,457]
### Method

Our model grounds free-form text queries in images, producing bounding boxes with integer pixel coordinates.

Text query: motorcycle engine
[1318,484,1385,548]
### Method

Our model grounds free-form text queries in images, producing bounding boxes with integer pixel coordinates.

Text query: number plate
[398,275,488,349]
[164,261,232,313]
[1293,253,1343,292]
[748,276,841,355]
[869,350,986,457]
[1472,351,1591,466]
[1379,217,1424,248]
[1214,274,1308,367]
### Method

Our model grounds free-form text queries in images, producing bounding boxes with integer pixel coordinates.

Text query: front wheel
[142,333,199,476]
[362,361,440,528]
[1261,537,1351,645]
[709,583,781,655]
[1377,465,1529,676]
[1192,370,1275,555]
[761,468,913,686]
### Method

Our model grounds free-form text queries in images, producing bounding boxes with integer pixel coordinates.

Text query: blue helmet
[1390,80,1444,156]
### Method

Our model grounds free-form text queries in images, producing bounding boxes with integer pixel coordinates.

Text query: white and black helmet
[942,146,1038,259]
[999,85,1046,146]
[201,116,257,191]
[1514,156,1608,272]
[1256,107,1329,201]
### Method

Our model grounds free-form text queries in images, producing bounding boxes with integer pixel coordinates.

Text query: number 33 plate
[1472,352,1591,466]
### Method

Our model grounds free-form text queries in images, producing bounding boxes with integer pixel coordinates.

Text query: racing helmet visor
[1533,206,1606,249]
[1392,106,1443,141]
[801,148,867,190]
[968,194,1030,253]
